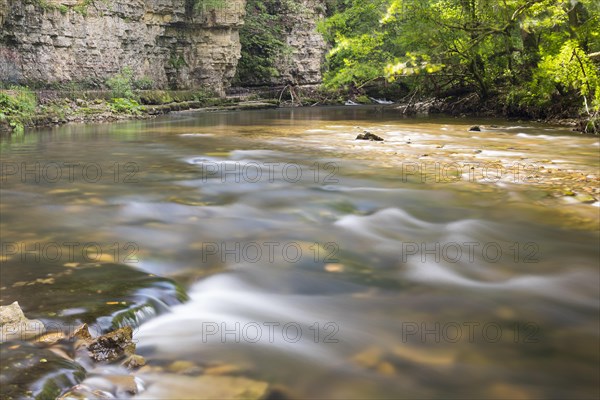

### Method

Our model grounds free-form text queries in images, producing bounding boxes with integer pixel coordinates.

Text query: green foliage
[321,0,600,117]
[355,94,371,104]
[33,0,93,15]
[107,67,155,100]
[109,98,145,115]
[138,89,219,105]
[539,40,598,98]
[139,91,174,105]
[234,0,298,85]
[73,0,94,16]
[133,76,155,91]
[169,55,187,71]
[106,67,136,99]
[0,87,37,134]
[40,101,68,121]
[319,0,393,89]
[192,88,218,102]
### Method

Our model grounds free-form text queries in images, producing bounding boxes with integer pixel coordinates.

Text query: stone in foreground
[0,301,45,342]
[86,326,136,362]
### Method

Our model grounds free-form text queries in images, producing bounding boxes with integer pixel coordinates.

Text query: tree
[320,0,600,121]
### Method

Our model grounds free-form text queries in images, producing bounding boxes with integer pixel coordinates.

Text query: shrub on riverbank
[105,68,157,99]
[0,87,274,134]
[0,87,37,134]
[109,98,145,115]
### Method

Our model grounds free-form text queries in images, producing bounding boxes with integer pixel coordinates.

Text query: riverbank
[2,86,597,135]
[0,88,279,135]
[230,84,599,134]
[261,85,599,134]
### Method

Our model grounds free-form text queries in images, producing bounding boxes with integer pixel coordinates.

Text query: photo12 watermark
[0,162,140,184]
[199,241,340,264]
[400,321,541,344]
[398,241,541,264]
[397,161,543,184]
[200,321,340,344]
[0,241,139,264]
[194,161,339,184]
[0,319,341,345]
[0,320,137,343]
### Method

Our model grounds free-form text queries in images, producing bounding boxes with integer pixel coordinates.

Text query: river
[1,107,599,399]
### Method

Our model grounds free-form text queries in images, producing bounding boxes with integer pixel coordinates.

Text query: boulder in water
[356,131,384,142]
[122,354,147,370]
[86,326,136,363]
[0,301,45,342]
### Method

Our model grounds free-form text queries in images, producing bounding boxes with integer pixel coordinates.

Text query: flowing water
[1,107,599,399]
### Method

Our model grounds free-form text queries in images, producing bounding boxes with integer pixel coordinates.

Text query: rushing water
[1,107,599,399]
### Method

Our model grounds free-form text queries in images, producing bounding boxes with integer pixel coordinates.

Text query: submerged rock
[0,342,85,399]
[575,193,597,204]
[0,262,188,332]
[167,360,203,375]
[469,125,482,132]
[0,263,188,398]
[72,323,93,343]
[122,354,147,370]
[59,375,143,399]
[9,323,148,398]
[0,301,45,342]
[137,374,269,400]
[76,325,136,363]
[356,131,385,142]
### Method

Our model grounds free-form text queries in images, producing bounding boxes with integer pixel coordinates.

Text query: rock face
[238,0,328,86]
[278,0,327,85]
[0,0,246,94]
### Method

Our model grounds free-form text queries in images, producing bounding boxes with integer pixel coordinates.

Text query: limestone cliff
[0,0,246,94]
[236,0,327,87]
[281,0,327,85]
